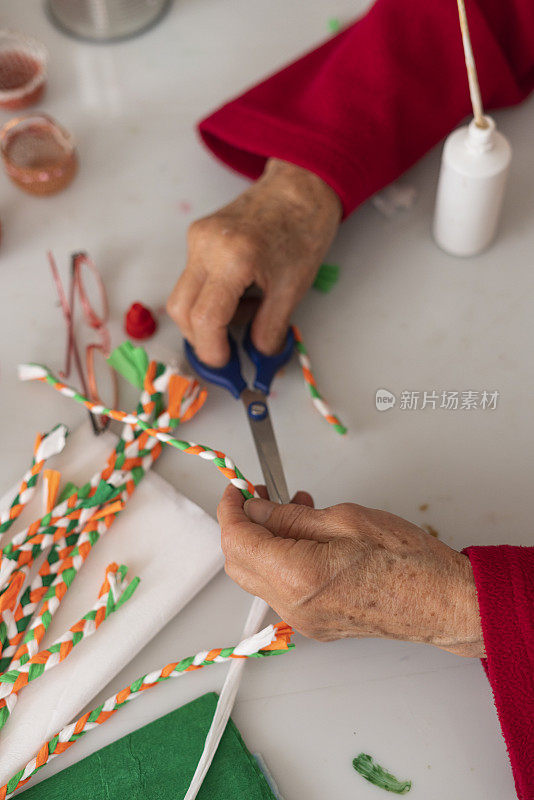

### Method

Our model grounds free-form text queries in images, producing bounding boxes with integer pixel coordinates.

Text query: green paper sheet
[19,693,277,800]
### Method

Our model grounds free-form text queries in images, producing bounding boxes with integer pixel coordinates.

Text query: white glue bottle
[432,0,512,257]
[433,116,512,256]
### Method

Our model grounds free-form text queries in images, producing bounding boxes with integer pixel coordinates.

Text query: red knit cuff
[464,545,534,800]
[198,104,369,219]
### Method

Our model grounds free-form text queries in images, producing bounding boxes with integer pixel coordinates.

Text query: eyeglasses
[48,251,118,435]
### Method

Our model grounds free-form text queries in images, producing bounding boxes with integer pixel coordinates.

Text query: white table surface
[1,1,532,797]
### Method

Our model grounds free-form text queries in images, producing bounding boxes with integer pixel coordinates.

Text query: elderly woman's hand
[166,158,341,367]
[218,486,484,657]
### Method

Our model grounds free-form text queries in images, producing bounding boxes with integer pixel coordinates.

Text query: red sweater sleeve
[198,0,534,217]
[464,546,534,800]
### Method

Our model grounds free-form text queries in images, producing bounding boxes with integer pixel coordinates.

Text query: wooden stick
[456,0,487,128]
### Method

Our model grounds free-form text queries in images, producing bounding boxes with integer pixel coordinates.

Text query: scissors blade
[242,388,290,505]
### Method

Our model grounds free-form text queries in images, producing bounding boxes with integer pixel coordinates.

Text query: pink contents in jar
[0,33,48,111]
[0,114,78,196]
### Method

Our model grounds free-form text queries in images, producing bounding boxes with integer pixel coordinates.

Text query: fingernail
[244,498,276,525]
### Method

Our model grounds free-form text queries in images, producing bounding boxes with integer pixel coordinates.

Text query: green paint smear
[353,754,412,794]
[313,263,340,293]
[327,16,341,32]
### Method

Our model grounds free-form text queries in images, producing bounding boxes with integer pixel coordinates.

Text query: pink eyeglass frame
[48,251,118,434]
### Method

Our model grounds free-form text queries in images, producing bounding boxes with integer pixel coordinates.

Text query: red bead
[125,302,157,340]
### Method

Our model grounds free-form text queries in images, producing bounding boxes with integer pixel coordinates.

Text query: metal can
[47,0,171,43]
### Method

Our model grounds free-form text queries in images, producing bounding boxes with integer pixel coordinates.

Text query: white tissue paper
[0,422,223,784]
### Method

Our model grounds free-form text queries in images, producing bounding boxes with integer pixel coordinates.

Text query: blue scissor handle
[184,335,246,399]
[243,324,295,395]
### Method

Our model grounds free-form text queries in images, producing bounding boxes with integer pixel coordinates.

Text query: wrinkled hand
[166,158,341,366]
[218,486,484,657]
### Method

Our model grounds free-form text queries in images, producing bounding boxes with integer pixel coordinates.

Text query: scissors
[184,325,295,504]
[183,325,295,800]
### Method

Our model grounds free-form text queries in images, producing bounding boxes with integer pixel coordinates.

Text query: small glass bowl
[0,113,78,196]
[0,31,48,111]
